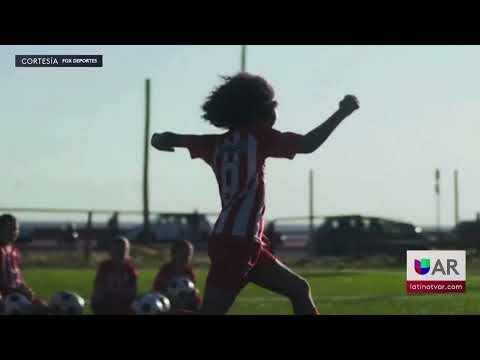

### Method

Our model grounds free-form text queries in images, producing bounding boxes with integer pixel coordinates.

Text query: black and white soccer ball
[165,277,196,307]
[49,291,85,315]
[151,292,171,313]
[2,292,32,315]
[131,293,169,315]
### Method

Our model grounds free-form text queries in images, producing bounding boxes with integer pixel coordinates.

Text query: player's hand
[151,132,175,152]
[338,95,360,116]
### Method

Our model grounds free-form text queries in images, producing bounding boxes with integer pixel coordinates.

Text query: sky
[1,45,479,227]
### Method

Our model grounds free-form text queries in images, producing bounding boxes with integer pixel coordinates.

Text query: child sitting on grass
[91,236,138,315]
[0,214,50,315]
[153,240,202,312]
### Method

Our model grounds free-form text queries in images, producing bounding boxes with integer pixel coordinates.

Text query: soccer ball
[151,292,171,313]
[2,293,32,315]
[131,293,169,315]
[49,291,85,315]
[165,277,196,307]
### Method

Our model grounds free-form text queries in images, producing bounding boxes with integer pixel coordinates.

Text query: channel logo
[414,258,430,275]
[406,251,466,294]
[15,55,103,67]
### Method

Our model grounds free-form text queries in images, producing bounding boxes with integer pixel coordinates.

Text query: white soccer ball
[3,293,32,315]
[49,291,85,315]
[165,277,196,307]
[151,292,171,313]
[131,293,168,315]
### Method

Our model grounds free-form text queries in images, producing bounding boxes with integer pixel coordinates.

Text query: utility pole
[241,45,247,72]
[309,169,314,244]
[454,170,459,226]
[143,79,151,243]
[435,169,440,231]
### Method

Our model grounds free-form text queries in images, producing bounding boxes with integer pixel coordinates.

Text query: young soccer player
[0,214,49,315]
[153,240,202,312]
[151,73,359,315]
[91,236,138,315]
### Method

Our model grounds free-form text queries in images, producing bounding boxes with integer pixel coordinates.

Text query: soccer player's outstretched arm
[298,95,360,154]
[151,133,215,163]
[150,133,201,152]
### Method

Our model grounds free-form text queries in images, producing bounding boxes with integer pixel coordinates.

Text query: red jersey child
[0,214,49,315]
[151,73,359,314]
[91,236,138,315]
[153,240,202,312]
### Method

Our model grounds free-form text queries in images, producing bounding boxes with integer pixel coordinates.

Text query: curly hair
[202,72,278,129]
[0,214,17,228]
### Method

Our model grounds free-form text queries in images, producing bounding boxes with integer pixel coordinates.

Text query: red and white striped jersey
[185,126,303,243]
[0,245,25,294]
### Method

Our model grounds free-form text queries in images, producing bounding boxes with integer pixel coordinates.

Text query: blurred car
[125,213,212,245]
[58,223,80,249]
[451,220,480,249]
[311,215,429,256]
[17,227,34,243]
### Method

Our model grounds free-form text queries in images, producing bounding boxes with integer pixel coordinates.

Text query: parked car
[124,213,212,245]
[311,215,429,257]
[17,227,34,244]
[451,220,480,249]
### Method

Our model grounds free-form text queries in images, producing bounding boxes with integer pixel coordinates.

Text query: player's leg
[199,264,241,314]
[199,252,248,314]
[248,249,319,315]
[200,235,254,315]
[200,284,240,315]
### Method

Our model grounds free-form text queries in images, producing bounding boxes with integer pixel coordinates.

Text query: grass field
[23,267,480,315]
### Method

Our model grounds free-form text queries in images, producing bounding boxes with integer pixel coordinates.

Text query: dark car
[17,228,34,244]
[312,215,429,257]
[125,213,212,246]
[451,220,480,249]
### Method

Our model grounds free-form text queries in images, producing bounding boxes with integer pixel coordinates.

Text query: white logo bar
[406,250,466,281]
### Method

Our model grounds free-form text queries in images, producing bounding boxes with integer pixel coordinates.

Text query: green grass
[23,267,480,315]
